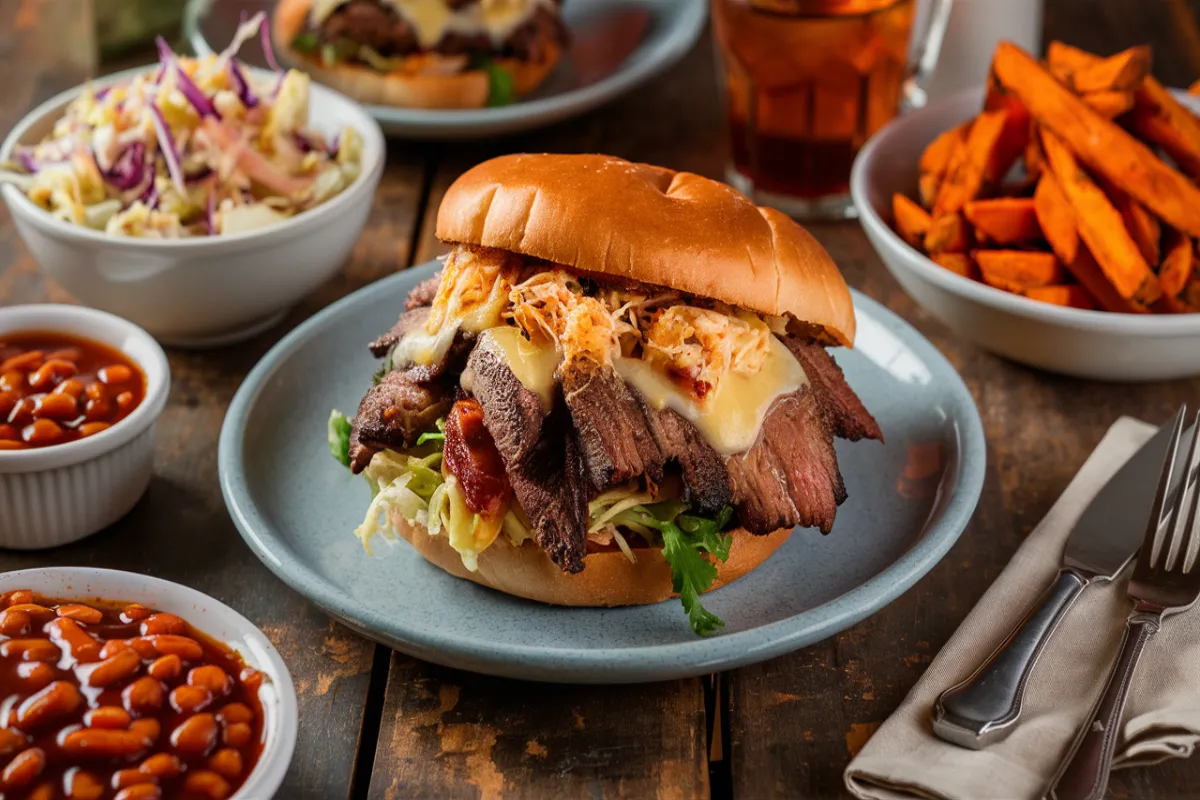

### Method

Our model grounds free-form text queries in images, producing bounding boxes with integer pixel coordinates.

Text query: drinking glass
[712,0,953,220]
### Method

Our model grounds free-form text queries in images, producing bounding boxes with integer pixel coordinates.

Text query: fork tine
[1164,410,1200,572]
[1148,406,1187,571]
[1179,411,1200,574]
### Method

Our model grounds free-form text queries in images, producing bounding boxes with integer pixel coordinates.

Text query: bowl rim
[0,63,386,252]
[851,85,1200,337]
[0,304,171,472]
[0,567,298,800]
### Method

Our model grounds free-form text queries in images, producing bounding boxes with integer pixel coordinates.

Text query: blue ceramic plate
[219,262,986,683]
[185,0,706,139]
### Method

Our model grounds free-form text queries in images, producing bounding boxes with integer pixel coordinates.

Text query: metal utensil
[933,419,1181,749]
[1050,407,1200,800]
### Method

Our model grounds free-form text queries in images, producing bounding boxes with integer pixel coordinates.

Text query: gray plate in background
[218,262,986,683]
[185,0,707,139]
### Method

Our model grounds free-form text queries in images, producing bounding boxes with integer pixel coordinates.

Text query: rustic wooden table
[4,1,1200,797]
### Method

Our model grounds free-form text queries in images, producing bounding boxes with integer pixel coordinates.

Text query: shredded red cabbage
[206,189,218,234]
[176,64,220,119]
[149,104,187,198]
[103,142,146,191]
[329,133,341,159]
[226,60,259,108]
[139,180,159,211]
[154,36,174,84]
[14,147,37,174]
[261,18,282,72]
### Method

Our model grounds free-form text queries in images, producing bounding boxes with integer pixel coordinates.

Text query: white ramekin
[0,304,170,548]
[0,567,298,798]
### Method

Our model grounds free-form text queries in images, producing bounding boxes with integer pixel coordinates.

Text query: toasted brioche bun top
[435,154,856,346]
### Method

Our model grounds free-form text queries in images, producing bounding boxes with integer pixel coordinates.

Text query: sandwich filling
[291,0,565,92]
[329,245,882,634]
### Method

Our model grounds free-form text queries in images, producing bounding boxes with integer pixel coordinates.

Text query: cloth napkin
[845,417,1200,800]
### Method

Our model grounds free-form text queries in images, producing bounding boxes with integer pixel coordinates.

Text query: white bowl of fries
[852,40,1200,382]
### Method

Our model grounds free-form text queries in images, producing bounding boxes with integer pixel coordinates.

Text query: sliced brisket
[638,400,731,517]
[349,372,453,474]
[405,275,441,310]
[561,357,664,494]
[318,0,417,56]
[464,337,588,572]
[369,306,430,358]
[505,407,590,573]
[783,338,882,442]
[726,387,845,535]
[368,311,474,384]
[462,335,546,464]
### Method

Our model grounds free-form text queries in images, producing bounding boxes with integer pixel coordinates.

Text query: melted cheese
[392,262,510,369]
[310,0,552,49]
[461,326,560,411]
[614,337,808,456]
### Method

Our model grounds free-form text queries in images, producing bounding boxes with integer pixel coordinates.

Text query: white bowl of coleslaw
[0,22,384,347]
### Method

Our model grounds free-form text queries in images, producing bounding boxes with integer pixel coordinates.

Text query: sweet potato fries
[892,40,1200,314]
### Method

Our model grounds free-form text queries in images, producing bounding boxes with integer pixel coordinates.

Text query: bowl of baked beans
[0,305,169,549]
[0,567,297,800]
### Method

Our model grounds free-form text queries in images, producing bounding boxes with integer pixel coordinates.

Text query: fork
[1050,407,1200,800]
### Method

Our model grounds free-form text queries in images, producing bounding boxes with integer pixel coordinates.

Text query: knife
[931,419,1183,749]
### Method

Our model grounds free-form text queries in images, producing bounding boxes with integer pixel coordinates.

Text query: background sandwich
[329,154,882,634]
[274,0,565,108]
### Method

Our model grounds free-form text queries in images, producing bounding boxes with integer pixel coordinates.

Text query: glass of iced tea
[713,0,953,219]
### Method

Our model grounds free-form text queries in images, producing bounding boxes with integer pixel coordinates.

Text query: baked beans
[0,592,264,799]
[0,333,145,451]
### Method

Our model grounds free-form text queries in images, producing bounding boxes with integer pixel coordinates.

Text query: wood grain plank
[369,658,708,800]
[368,28,723,800]
[0,27,431,796]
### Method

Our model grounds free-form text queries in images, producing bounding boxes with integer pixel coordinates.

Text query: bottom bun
[273,0,560,109]
[388,509,792,607]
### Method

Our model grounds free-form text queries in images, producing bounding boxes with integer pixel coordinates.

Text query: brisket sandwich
[329,154,882,634]
[274,0,565,109]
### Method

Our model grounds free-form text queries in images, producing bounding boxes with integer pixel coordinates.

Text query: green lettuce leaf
[611,503,735,636]
[468,55,516,107]
[328,410,352,467]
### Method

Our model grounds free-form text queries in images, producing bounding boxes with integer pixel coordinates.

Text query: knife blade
[932,419,1185,750]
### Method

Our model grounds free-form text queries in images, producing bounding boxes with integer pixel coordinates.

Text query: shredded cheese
[418,245,787,406]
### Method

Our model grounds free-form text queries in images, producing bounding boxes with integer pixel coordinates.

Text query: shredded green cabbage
[338,415,735,636]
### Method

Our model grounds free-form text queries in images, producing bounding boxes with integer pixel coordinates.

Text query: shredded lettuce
[611,503,735,636]
[416,417,446,446]
[328,410,351,467]
[338,414,735,636]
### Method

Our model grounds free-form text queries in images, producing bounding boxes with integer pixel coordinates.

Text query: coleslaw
[0,13,363,239]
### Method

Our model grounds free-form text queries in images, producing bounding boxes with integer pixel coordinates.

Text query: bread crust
[272,0,560,110]
[389,509,792,607]
[434,154,857,345]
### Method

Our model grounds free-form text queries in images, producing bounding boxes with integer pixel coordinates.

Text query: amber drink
[714,0,940,219]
